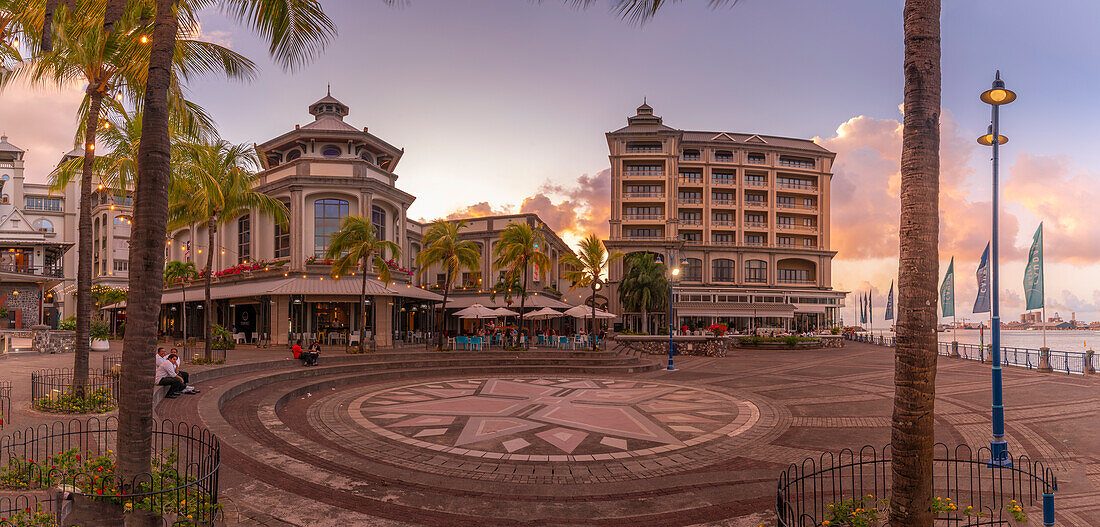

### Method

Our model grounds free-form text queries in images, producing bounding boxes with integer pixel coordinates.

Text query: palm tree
[415,220,480,351]
[168,138,287,361]
[618,252,667,335]
[325,215,400,353]
[4,0,249,398]
[487,271,523,306]
[562,234,620,350]
[492,222,551,349]
[112,0,333,486]
[163,259,196,349]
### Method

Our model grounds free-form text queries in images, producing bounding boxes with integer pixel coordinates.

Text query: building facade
[604,103,845,332]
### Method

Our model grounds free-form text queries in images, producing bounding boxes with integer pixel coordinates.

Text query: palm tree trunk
[117,0,177,484]
[204,215,215,361]
[590,282,596,351]
[642,307,648,335]
[520,266,528,350]
[180,286,186,354]
[73,88,103,398]
[437,269,450,351]
[891,1,941,525]
[359,258,368,353]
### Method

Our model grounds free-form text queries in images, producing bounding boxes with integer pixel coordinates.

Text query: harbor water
[861,328,1099,352]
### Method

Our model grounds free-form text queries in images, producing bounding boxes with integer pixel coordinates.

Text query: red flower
[96,489,104,495]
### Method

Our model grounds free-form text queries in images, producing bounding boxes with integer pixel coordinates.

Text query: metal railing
[101,354,122,373]
[30,369,120,408]
[623,191,665,198]
[712,219,736,226]
[623,214,663,221]
[778,159,815,169]
[677,197,703,205]
[712,198,736,206]
[0,264,64,278]
[746,156,767,165]
[744,201,768,208]
[678,218,703,225]
[745,221,768,228]
[777,443,1057,527]
[745,179,769,187]
[850,335,1095,376]
[714,155,735,163]
[0,381,9,430]
[0,417,221,525]
[777,180,818,191]
[678,176,703,184]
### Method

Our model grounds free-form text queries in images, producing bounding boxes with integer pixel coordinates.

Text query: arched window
[359,151,374,164]
[238,214,251,262]
[712,258,735,283]
[322,146,341,158]
[285,149,301,161]
[745,259,768,283]
[683,258,702,281]
[372,204,386,241]
[33,218,53,233]
[314,199,349,256]
[274,199,291,259]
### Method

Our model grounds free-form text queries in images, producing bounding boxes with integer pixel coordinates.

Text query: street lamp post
[977,70,1015,465]
[656,252,687,371]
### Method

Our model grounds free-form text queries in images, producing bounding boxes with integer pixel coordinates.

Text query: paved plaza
[3,341,1100,526]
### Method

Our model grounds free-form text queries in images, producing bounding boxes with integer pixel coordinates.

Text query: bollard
[1086,349,1096,375]
[1037,347,1053,373]
[1043,491,1055,526]
[950,341,960,358]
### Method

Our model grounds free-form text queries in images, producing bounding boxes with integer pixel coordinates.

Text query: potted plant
[90,319,111,351]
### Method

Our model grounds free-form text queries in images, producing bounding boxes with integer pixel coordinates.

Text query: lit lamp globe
[671,267,680,276]
[979,79,1017,106]
[977,125,1009,146]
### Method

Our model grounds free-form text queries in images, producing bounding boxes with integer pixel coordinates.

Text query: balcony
[625,145,663,154]
[745,179,769,188]
[746,155,767,165]
[776,223,818,233]
[624,169,665,178]
[711,239,737,246]
[714,154,735,163]
[681,153,701,161]
[777,180,818,191]
[678,176,704,185]
[0,264,64,278]
[776,202,817,212]
[777,278,817,286]
[712,198,737,207]
[624,191,665,199]
[712,178,736,186]
[678,217,703,226]
[623,213,664,221]
[745,221,768,229]
[744,201,768,209]
[744,240,769,247]
[711,219,736,227]
[623,234,665,241]
[681,238,704,245]
[778,158,815,169]
[677,197,703,205]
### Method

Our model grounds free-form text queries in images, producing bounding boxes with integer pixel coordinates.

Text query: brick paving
[5,342,1100,525]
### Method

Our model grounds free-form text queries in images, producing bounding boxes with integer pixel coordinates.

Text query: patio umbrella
[454,304,499,319]
[527,307,564,320]
[564,305,617,319]
[492,307,520,317]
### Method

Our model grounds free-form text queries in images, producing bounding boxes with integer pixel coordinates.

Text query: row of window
[25,197,62,211]
[675,258,812,283]
[623,145,817,169]
[675,293,840,305]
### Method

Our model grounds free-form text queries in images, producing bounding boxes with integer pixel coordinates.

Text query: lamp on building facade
[977,70,1015,465]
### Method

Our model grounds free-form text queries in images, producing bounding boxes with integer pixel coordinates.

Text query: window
[680,232,702,242]
[777,196,795,207]
[745,173,767,186]
[372,205,386,241]
[274,199,291,259]
[747,153,766,164]
[715,150,733,162]
[745,260,768,283]
[803,217,814,227]
[679,170,702,183]
[25,197,62,211]
[712,233,734,244]
[682,149,700,161]
[461,271,482,288]
[777,216,795,225]
[712,172,735,185]
[625,184,662,197]
[678,211,701,223]
[624,164,663,176]
[113,216,130,226]
[359,151,374,163]
[114,260,128,272]
[778,236,794,247]
[804,198,815,207]
[779,156,815,169]
[804,238,815,247]
[745,192,766,203]
[436,273,446,286]
[33,219,54,232]
[713,213,734,225]
[712,191,735,204]
[624,206,661,219]
[683,258,702,281]
[712,259,735,282]
[678,191,702,203]
[322,146,342,158]
[745,234,766,246]
[625,142,662,153]
[625,228,661,238]
[238,215,251,262]
[285,149,301,161]
[745,213,766,224]
[778,268,811,282]
[314,199,349,256]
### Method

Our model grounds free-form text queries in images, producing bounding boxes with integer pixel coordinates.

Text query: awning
[387,283,444,302]
[676,303,797,318]
[161,277,444,304]
[443,294,571,310]
[102,301,126,310]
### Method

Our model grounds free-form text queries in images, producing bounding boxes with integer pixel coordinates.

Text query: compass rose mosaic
[350,377,759,461]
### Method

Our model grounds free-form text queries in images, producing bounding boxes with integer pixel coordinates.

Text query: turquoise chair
[456,336,469,350]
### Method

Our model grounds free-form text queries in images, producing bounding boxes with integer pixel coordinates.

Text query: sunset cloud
[1004,153,1100,264]
[0,81,84,181]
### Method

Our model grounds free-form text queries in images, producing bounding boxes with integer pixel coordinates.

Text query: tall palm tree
[415,220,480,351]
[487,271,523,306]
[492,222,551,350]
[562,234,620,350]
[326,215,400,353]
[168,138,287,361]
[116,0,333,484]
[618,252,667,335]
[4,0,249,397]
[163,259,196,349]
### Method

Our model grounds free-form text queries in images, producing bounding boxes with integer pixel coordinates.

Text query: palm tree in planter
[618,252,667,335]
[5,0,249,397]
[492,222,551,350]
[571,0,942,520]
[561,234,620,350]
[415,220,480,351]
[325,215,400,353]
[163,260,197,350]
[168,139,287,361]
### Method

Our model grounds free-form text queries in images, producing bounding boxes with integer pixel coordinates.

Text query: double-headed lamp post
[977,70,1015,465]
[655,252,688,371]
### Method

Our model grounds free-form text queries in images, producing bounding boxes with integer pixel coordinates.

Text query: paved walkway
[2,342,1100,525]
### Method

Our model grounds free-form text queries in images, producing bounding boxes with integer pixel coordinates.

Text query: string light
[140,35,149,44]
[87,143,95,151]
[115,92,123,102]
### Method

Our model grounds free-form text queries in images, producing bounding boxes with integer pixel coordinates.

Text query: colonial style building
[157,92,444,347]
[0,136,78,327]
[604,103,845,332]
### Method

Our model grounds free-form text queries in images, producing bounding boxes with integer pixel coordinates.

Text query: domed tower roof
[627,98,663,126]
[309,86,349,120]
[0,135,24,162]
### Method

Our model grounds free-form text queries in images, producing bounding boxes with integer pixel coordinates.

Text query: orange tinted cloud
[1004,153,1100,265]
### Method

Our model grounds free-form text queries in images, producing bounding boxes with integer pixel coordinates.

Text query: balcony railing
[745,221,768,229]
[746,156,767,165]
[681,238,704,245]
[625,146,663,154]
[681,154,701,161]
[623,214,663,221]
[678,176,704,185]
[678,217,703,225]
[778,159,815,169]
[712,198,736,206]
[624,169,665,177]
[677,197,703,205]
[711,239,736,246]
[714,155,735,163]
[777,278,817,285]
[745,179,768,187]
[712,178,736,186]
[624,191,665,198]
[776,202,818,211]
[0,264,64,278]
[775,223,818,233]
[744,201,768,208]
[712,219,736,227]
[744,240,768,247]
[777,180,818,191]
[623,235,666,240]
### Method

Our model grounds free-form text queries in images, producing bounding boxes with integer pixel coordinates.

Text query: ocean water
[863,328,1100,352]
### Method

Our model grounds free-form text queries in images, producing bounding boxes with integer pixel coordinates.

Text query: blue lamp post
[977,70,1015,465]
[655,252,687,371]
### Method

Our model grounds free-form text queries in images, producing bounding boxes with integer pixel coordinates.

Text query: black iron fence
[29,369,120,411]
[936,342,1092,376]
[0,380,9,430]
[0,417,221,525]
[846,333,896,347]
[101,354,122,373]
[777,443,1057,527]
[184,347,226,365]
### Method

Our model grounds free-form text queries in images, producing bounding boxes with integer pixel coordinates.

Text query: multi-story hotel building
[604,103,845,332]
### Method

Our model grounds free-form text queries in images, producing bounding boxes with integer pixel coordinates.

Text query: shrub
[210,324,235,350]
[59,315,76,331]
[90,318,111,341]
[34,387,115,414]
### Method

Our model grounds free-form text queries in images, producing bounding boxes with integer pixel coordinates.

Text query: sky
[4,1,1100,322]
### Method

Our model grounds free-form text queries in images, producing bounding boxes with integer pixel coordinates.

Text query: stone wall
[31,325,75,354]
[0,285,41,327]
[613,335,733,357]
